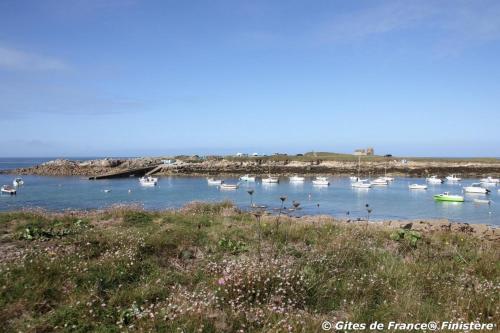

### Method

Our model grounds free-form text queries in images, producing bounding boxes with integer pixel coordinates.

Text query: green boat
[433,192,464,202]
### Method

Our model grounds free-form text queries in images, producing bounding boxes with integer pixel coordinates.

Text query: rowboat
[220,183,239,190]
[262,176,279,184]
[434,192,464,202]
[370,178,388,186]
[446,174,462,182]
[289,175,305,182]
[239,174,256,182]
[207,178,223,185]
[463,183,490,194]
[409,184,427,190]
[139,176,158,186]
[352,180,371,188]
[13,178,24,187]
[426,176,443,184]
[1,185,17,195]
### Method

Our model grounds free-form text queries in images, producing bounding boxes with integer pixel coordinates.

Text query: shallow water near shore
[0,174,498,225]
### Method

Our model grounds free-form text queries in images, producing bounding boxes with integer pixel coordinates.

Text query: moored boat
[446,174,462,182]
[312,176,329,186]
[370,178,388,186]
[426,175,443,184]
[352,180,371,188]
[473,198,491,205]
[1,185,17,195]
[463,183,490,194]
[380,176,394,182]
[409,184,427,190]
[220,183,239,190]
[207,178,223,185]
[349,176,359,182]
[480,176,499,184]
[239,174,256,182]
[13,178,24,187]
[289,175,305,182]
[433,192,464,202]
[139,176,158,186]
[262,176,279,184]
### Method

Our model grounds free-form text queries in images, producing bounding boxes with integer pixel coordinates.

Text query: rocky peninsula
[4,154,500,178]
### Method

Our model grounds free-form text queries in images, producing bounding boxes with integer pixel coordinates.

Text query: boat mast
[357,155,361,178]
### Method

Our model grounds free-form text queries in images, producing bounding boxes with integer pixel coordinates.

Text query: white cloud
[0,46,68,71]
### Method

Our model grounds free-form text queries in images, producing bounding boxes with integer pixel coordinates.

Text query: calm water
[1,174,498,225]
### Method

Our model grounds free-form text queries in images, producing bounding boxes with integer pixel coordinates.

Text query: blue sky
[1,0,499,157]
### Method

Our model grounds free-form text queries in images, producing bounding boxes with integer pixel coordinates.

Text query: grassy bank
[0,203,499,332]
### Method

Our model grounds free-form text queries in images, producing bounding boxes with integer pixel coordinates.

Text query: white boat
[352,180,372,188]
[220,183,239,190]
[289,175,305,182]
[370,178,388,186]
[139,176,158,186]
[463,183,490,194]
[316,176,328,181]
[380,176,394,182]
[480,176,499,184]
[207,178,223,185]
[262,176,279,183]
[312,179,330,186]
[473,198,491,205]
[1,185,16,195]
[349,176,359,182]
[446,174,462,182]
[426,175,443,184]
[409,184,427,190]
[239,174,256,182]
[12,178,24,187]
[103,189,112,193]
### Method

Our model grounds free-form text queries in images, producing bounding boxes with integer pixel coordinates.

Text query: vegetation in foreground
[0,203,499,332]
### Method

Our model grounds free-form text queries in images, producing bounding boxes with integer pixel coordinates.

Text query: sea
[0,158,498,225]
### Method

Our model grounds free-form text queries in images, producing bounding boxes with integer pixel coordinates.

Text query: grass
[0,203,499,332]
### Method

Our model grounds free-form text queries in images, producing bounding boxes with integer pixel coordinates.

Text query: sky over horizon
[1,0,499,157]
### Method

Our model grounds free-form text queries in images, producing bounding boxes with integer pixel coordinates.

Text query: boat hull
[433,195,464,202]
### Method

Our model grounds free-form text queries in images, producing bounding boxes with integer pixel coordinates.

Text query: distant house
[252,153,259,157]
[235,153,248,157]
[353,148,375,156]
[162,159,176,165]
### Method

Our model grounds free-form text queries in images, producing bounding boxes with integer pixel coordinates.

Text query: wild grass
[0,204,498,332]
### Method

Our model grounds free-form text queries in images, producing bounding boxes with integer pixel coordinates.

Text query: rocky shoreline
[3,157,500,178]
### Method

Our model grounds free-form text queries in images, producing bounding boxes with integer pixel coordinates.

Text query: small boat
[220,183,239,190]
[239,174,256,182]
[262,176,279,184]
[480,176,499,184]
[446,174,462,182]
[312,176,330,186]
[380,176,394,182]
[207,178,223,185]
[426,175,443,184]
[103,189,112,193]
[352,180,372,188]
[463,183,490,194]
[312,179,330,186]
[1,185,16,195]
[289,175,305,182]
[349,176,359,182]
[370,178,388,186]
[433,192,464,202]
[473,198,491,205]
[12,178,24,187]
[139,176,158,186]
[409,184,427,190]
